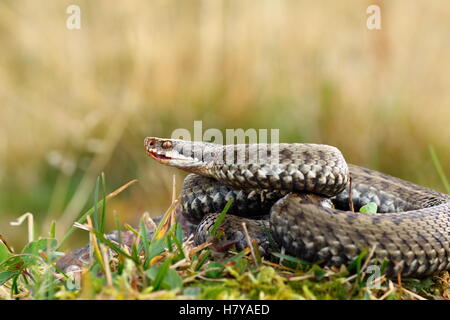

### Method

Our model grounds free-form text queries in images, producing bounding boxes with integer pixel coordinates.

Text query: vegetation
[1,169,449,300]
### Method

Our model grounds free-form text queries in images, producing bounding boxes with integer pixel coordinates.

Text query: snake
[56,137,450,278]
[143,137,450,278]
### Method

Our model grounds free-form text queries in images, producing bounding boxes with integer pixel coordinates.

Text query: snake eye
[162,141,173,149]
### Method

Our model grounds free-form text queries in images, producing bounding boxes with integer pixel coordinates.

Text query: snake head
[144,137,208,172]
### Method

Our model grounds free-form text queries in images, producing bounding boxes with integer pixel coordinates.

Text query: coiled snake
[56,137,450,277]
[144,137,450,277]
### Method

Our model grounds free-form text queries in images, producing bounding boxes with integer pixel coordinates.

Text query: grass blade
[153,258,171,290]
[209,199,233,237]
[429,146,450,193]
[57,179,138,250]
[92,176,100,231]
[140,220,151,269]
[100,173,107,233]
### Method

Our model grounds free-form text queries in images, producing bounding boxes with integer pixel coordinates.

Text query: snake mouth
[147,149,194,163]
[147,150,173,161]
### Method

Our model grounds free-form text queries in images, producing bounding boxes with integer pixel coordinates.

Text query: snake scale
[57,137,450,278]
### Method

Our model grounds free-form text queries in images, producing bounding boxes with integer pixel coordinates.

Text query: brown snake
[56,137,450,278]
[144,137,450,277]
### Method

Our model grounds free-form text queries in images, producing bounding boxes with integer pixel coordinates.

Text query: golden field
[1,0,449,250]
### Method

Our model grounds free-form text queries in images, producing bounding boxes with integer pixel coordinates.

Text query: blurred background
[1,0,449,250]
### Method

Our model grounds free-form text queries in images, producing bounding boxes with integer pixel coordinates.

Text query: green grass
[429,146,450,194]
[1,174,450,300]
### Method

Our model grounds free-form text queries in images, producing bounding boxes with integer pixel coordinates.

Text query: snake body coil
[145,137,450,277]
